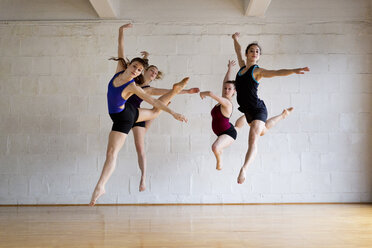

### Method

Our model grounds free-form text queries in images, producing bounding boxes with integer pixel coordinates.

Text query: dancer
[232,32,309,184]
[89,23,189,206]
[200,60,245,170]
[128,51,200,192]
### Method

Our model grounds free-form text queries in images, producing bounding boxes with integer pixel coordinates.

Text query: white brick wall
[0,0,371,204]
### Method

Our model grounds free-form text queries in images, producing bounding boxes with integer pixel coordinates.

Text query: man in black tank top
[232,32,310,185]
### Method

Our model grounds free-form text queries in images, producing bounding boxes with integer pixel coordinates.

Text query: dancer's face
[246,45,260,63]
[222,82,235,98]
[144,66,158,81]
[128,61,144,78]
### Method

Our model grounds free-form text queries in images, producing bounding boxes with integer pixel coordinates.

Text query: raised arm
[200,91,232,109]
[115,23,133,73]
[128,84,187,122]
[255,67,310,80]
[232,32,245,68]
[145,87,199,96]
[223,60,236,83]
[140,51,149,60]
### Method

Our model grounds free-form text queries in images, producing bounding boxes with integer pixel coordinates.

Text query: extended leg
[132,126,147,192]
[136,77,189,122]
[237,120,265,184]
[90,131,127,206]
[260,107,294,136]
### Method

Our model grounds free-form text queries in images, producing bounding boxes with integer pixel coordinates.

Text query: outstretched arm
[145,87,200,96]
[115,23,132,73]
[129,84,187,122]
[256,67,310,79]
[223,60,236,83]
[200,91,231,109]
[232,32,245,68]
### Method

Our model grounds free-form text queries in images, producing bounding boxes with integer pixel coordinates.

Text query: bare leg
[237,120,265,184]
[136,77,189,123]
[234,115,246,132]
[145,119,155,131]
[132,126,147,192]
[260,107,294,136]
[212,135,235,170]
[90,131,127,206]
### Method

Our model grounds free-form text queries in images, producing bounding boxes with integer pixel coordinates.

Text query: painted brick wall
[0,0,371,204]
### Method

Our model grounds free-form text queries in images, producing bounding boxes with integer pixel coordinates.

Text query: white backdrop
[0,0,371,204]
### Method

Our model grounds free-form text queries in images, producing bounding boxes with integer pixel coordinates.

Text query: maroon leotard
[211,104,231,136]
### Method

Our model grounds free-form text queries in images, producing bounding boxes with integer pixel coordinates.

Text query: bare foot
[172,77,189,93]
[237,168,246,184]
[282,107,294,119]
[89,186,105,206]
[216,162,222,171]
[139,178,146,192]
[214,150,222,170]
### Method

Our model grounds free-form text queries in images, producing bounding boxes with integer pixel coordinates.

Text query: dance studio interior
[0,0,371,247]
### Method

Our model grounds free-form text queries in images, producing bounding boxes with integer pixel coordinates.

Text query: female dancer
[89,23,189,206]
[200,60,245,170]
[232,32,309,184]
[128,51,200,192]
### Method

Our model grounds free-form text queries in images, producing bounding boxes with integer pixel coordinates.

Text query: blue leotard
[107,71,135,114]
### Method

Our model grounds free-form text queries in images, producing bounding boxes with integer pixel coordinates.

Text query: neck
[143,78,152,85]
[120,70,134,83]
[246,61,256,68]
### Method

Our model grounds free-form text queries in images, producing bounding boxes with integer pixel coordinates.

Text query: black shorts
[218,123,237,140]
[109,102,139,134]
[239,106,268,124]
[132,121,146,128]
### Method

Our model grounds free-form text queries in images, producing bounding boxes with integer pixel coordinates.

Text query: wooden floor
[1,204,371,248]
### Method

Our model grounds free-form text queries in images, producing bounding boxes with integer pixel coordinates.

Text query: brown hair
[245,42,262,55]
[109,57,149,85]
[224,80,235,88]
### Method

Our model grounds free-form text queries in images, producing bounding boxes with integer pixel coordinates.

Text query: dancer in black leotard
[232,32,310,184]
[89,24,189,206]
[127,51,200,192]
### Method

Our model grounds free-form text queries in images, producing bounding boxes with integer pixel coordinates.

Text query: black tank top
[235,64,265,111]
[126,85,150,108]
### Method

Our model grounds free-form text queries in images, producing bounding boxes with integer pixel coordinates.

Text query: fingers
[120,23,133,30]
[189,88,200,94]
[297,67,310,74]
[175,114,188,123]
[232,32,240,39]
[141,51,149,56]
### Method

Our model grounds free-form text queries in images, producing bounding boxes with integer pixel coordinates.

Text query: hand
[294,67,310,74]
[119,23,133,31]
[173,113,188,123]
[228,60,236,69]
[188,88,200,94]
[199,91,209,99]
[232,32,240,40]
[141,51,149,59]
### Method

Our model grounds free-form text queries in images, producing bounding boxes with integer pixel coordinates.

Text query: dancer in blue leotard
[90,24,189,205]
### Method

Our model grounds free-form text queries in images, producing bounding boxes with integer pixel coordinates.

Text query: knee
[212,144,220,154]
[106,147,118,161]
[152,107,161,114]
